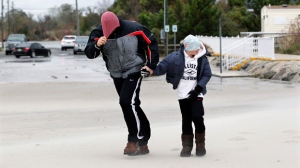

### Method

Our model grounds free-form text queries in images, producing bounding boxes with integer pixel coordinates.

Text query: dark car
[5,34,29,55]
[73,36,88,55]
[13,42,51,58]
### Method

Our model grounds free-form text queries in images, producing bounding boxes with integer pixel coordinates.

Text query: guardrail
[221,37,253,70]
[197,35,275,70]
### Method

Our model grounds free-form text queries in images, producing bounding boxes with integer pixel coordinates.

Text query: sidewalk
[274,53,300,61]
[211,66,253,78]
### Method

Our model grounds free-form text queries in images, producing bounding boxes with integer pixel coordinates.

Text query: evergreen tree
[110,0,141,20]
[220,0,260,35]
[168,0,186,41]
[182,0,221,36]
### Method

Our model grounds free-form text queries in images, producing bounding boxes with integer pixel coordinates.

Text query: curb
[212,74,254,78]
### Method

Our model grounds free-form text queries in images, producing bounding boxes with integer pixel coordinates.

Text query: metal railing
[221,37,253,70]
[198,35,275,70]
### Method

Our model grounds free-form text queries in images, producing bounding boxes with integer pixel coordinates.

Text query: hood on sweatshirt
[194,41,206,59]
[101,11,120,38]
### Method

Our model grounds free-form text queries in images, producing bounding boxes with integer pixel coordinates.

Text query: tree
[140,0,164,14]
[35,15,54,40]
[228,0,245,6]
[278,18,300,54]
[168,0,186,41]
[182,0,221,36]
[7,9,34,36]
[81,13,100,35]
[5,0,297,41]
[56,4,77,30]
[110,0,140,20]
[219,0,260,36]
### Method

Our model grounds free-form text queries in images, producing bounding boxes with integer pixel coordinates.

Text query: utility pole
[11,1,13,33]
[1,0,4,48]
[75,0,80,36]
[219,19,222,74]
[164,0,168,57]
[6,0,9,35]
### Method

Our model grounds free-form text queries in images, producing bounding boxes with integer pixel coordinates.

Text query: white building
[261,5,300,33]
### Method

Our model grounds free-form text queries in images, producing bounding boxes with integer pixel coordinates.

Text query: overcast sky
[8,0,114,17]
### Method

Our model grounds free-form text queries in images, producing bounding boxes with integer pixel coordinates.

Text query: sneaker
[124,142,138,155]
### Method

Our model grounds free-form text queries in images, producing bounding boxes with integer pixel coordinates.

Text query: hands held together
[141,66,153,77]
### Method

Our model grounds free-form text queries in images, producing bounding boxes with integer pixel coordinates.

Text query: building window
[274,17,286,25]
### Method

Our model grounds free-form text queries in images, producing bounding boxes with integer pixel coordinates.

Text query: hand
[141,69,150,77]
[141,66,153,77]
[96,36,107,47]
[187,85,203,101]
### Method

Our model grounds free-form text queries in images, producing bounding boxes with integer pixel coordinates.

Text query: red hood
[101,12,120,38]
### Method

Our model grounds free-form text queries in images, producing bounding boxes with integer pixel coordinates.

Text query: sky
[6,0,114,18]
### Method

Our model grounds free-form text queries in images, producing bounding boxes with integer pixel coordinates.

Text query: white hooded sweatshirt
[177,42,207,100]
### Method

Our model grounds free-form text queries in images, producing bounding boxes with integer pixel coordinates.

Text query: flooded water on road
[0,48,110,83]
[1,47,299,90]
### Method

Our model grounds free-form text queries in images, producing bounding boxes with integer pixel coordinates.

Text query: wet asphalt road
[1,41,300,87]
[0,41,112,83]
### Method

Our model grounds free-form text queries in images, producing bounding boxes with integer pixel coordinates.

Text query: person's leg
[179,99,193,135]
[191,97,206,156]
[178,99,193,157]
[112,77,124,96]
[191,98,205,133]
[119,72,150,155]
[113,77,140,154]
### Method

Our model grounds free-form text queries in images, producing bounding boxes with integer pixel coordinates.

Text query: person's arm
[84,29,103,59]
[187,57,212,100]
[197,57,212,88]
[139,26,159,70]
[152,55,172,76]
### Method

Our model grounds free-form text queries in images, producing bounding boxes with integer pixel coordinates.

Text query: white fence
[197,35,275,70]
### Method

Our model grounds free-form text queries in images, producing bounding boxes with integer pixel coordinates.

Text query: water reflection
[5,60,51,63]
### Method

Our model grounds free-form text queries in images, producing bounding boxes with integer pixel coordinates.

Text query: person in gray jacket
[85,11,159,156]
[143,34,212,157]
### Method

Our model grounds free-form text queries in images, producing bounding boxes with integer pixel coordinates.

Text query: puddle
[5,60,51,63]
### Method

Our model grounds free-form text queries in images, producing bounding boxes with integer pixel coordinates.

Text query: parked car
[5,34,29,55]
[73,36,89,55]
[61,35,76,51]
[13,42,51,58]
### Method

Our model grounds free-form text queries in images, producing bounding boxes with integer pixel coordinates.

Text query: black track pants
[113,72,150,146]
[178,98,205,135]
